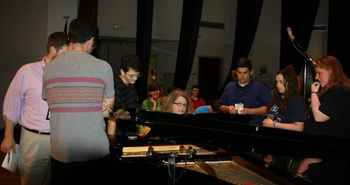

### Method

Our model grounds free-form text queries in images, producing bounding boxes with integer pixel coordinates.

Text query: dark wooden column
[78,0,98,25]
[173,0,203,90]
[280,0,320,99]
[136,0,154,103]
[219,0,263,95]
[328,0,350,76]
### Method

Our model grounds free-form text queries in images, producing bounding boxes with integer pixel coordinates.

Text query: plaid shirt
[255,73,275,90]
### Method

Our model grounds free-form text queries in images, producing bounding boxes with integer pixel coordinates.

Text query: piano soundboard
[122,144,228,158]
[120,144,302,185]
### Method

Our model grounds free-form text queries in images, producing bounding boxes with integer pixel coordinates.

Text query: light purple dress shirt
[3,58,50,132]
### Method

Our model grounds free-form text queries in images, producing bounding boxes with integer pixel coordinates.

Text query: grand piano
[110,109,350,185]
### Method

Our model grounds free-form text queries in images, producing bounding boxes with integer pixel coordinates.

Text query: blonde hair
[161,90,193,114]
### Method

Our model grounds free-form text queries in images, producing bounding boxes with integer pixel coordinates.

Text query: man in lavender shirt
[1,32,68,185]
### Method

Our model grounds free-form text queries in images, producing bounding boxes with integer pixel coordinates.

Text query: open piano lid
[133,109,350,160]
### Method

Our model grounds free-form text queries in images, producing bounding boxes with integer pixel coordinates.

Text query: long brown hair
[315,55,350,96]
[161,90,193,114]
[267,66,300,113]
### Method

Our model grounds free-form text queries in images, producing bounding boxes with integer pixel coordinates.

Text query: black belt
[23,127,50,135]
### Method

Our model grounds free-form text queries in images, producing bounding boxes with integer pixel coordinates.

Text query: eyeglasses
[173,102,188,108]
[126,73,142,79]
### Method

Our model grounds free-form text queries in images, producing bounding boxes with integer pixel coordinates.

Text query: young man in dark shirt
[107,54,141,136]
[219,57,271,126]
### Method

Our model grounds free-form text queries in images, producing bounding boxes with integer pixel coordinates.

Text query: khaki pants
[19,127,51,185]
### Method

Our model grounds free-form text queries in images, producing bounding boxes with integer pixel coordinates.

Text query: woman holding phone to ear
[297,55,350,185]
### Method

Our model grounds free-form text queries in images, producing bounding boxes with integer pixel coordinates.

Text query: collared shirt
[3,58,50,132]
[114,77,136,111]
[190,97,206,111]
[255,73,275,90]
[219,79,271,125]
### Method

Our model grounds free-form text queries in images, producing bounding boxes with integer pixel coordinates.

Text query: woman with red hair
[297,55,350,184]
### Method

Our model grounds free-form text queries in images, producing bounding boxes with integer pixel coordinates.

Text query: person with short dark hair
[161,86,180,105]
[150,69,156,84]
[219,57,271,126]
[226,69,238,87]
[142,84,161,111]
[114,54,141,112]
[1,32,68,185]
[107,54,142,136]
[255,64,275,90]
[168,86,180,94]
[42,19,115,185]
[159,84,165,99]
[190,85,206,111]
[138,84,161,136]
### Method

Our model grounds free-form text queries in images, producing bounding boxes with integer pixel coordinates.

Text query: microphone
[287,27,294,41]
[286,27,315,65]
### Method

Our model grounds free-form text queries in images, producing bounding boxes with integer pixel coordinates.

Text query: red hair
[315,55,350,96]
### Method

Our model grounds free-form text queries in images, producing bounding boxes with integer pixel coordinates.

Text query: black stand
[168,152,178,185]
[289,35,315,99]
[146,146,196,185]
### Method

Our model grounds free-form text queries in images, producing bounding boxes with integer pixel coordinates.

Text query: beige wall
[0,0,48,129]
[0,0,78,129]
[47,0,78,38]
[250,0,281,86]
[0,0,329,129]
[308,0,329,61]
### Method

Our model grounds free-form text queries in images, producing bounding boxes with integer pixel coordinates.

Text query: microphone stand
[147,146,196,185]
[289,36,315,100]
